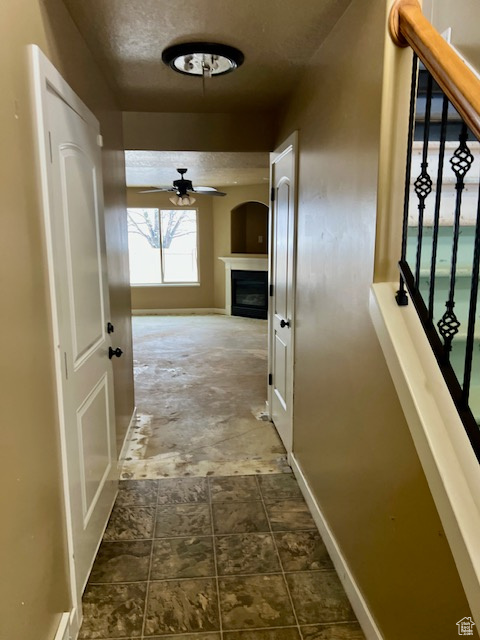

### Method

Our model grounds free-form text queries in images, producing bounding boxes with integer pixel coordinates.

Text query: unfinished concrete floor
[121,315,289,479]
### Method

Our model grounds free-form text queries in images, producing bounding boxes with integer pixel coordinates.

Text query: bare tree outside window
[127,208,195,249]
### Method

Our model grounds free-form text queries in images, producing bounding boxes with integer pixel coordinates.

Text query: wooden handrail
[389,0,480,141]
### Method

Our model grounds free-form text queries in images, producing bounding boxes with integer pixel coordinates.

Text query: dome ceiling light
[162,42,244,78]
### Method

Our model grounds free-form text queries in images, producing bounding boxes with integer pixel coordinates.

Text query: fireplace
[231,270,268,319]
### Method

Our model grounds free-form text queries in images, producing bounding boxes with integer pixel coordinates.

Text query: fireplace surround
[219,256,268,317]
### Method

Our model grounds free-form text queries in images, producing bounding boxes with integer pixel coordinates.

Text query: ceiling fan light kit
[162,42,244,77]
[169,194,196,206]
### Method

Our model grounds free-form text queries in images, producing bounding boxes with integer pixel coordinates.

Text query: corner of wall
[374,0,414,283]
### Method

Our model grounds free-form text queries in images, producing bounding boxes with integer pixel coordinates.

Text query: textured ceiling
[61,0,351,113]
[125,151,269,187]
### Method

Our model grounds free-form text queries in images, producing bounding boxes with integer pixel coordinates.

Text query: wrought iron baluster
[437,123,474,359]
[413,72,433,289]
[393,53,480,455]
[463,181,480,406]
[428,94,449,322]
[396,54,418,307]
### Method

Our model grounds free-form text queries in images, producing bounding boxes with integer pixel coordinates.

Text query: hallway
[78,315,364,639]
[6,2,479,638]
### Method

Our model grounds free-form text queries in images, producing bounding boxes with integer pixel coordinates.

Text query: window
[127,208,199,285]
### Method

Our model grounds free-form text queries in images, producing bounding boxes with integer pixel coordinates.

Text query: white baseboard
[54,612,70,640]
[132,308,226,316]
[288,452,383,640]
[118,407,137,469]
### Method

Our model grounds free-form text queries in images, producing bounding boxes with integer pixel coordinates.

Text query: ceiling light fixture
[162,42,244,78]
[169,194,196,206]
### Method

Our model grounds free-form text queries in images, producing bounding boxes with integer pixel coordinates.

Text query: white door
[269,132,297,453]
[32,48,118,609]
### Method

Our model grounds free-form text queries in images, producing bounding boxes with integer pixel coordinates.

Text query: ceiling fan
[139,168,226,205]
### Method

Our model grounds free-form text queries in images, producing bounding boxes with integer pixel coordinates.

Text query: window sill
[130,283,200,288]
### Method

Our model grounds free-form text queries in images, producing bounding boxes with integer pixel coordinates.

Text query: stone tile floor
[79,474,365,640]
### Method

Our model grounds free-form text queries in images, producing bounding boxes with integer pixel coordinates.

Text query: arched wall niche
[231,201,268,254]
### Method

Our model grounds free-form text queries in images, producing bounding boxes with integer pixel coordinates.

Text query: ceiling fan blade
[203,190,227,197]
[138,187,173,194]
[193,187,227,196]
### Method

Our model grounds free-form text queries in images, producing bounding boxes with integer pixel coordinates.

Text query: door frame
[268,131,299,454]
[30,45,107,637]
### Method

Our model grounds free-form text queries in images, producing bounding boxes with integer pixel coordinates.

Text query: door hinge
[269,284,274,297]
[268,373,273,386]
[97,134,104,147]
[64,352,68,380]
[48,131,53,163]
[270,187,275,202]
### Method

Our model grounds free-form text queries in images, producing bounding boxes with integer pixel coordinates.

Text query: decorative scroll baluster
[413,72,433,288]
[437,124,474,358]
[396,55,419,307]
[428,93,449,322]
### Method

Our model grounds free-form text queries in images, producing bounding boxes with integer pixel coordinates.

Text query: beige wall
[245,203,268,253]
[423,0,480,72]
[231,207,247,254]
[277,0,471,637]
[212,184,269,309]
[123,111,276,151]
[1,1,133,638]
[127,189,215,310]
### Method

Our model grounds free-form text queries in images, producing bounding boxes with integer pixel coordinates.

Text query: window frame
[127,207,200,286]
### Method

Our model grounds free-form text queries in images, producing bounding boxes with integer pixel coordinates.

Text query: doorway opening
[122,150,283,478]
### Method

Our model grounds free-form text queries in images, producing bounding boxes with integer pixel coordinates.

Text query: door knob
[280,319,290,328]
[109,347,123,359]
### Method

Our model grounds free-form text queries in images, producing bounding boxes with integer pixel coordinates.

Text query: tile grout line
[139,490,158,639]
[207,477,224,640]
[88,566,340,587]
[255,475,305,640]
[98,620,361,639]
[101,525,318,543]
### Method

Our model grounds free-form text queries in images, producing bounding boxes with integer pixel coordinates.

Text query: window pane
[160,210,198,283]
[127,208,162,284]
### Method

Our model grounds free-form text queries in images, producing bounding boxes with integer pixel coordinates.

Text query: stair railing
[389,0,480,458]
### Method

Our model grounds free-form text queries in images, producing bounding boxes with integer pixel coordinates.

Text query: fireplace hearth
[231,270,268,319]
